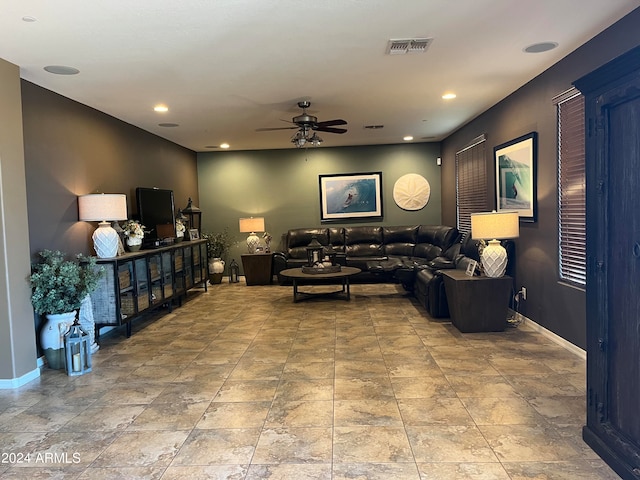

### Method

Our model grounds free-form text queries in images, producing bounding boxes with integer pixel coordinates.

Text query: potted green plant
[29,250,104,369]
[202,228,235,284]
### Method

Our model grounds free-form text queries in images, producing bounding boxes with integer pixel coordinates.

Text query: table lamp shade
[470,211,519,277]
[239,217,265,254]
[78,194,128,258]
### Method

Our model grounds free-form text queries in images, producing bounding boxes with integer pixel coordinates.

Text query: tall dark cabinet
[575,45,640,479]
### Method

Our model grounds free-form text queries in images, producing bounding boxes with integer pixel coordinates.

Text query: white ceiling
[1,1,638,152]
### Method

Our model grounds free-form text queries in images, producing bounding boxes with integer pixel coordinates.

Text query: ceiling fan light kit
[258,101,347,148]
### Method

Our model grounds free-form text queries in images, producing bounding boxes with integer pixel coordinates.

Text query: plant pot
[209,273,224,284]
[126,238,142,252]
[209,258,225,274]
[40,311,76,370]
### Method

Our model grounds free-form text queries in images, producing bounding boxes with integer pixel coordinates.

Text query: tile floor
[0,282,621,479]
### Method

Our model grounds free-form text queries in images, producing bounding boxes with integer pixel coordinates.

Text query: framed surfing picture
[319,172,383,222]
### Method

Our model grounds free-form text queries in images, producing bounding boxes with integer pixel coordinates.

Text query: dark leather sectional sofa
[273,225,515,319]
[274,225,459,316]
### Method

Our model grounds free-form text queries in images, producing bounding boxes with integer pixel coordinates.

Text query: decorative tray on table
[301,265,342,274]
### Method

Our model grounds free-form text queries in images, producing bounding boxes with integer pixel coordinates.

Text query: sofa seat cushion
[366,257,405,274]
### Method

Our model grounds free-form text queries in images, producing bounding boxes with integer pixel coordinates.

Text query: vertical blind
[556,89,586,286]
[456,135,488,234]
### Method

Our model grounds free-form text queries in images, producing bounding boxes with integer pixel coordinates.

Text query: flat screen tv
[136,187,176,247]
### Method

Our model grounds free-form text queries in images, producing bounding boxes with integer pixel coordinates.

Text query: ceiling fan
[256,101,347,147]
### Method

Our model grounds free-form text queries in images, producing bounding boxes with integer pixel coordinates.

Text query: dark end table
[442,269,512,333]
[241,253,273,286]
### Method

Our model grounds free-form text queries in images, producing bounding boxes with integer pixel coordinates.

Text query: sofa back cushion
[329,227,346,253]
[287,228,330,259]
[344,226,384,257]
[413,225,460,261]
[417,225,459,249]
[383,225,418,256]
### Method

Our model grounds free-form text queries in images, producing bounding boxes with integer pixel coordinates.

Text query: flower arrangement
[176,218,186,238]
[29,250,104,315]
[122,220,145,245]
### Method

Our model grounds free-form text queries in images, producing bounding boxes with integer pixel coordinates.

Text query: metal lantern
[229,258,240,283]
[306,236,324,266]
[182,197,202,237]
[64,319,92,376]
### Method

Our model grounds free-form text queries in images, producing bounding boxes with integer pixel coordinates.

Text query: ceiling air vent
[386,38,433,55]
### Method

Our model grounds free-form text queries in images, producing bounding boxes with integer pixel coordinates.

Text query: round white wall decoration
[393,173,431,211]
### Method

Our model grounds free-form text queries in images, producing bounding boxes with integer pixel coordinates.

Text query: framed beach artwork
[319,172,383,221]
[494,132,537,222]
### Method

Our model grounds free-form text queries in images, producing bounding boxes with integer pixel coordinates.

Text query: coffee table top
[280,266,361,279]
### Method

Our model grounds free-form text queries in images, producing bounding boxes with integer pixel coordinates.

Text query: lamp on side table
[239,217,265,254]
[470,210,519,277]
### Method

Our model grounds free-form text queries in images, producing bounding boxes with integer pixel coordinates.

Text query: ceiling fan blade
[256,126,299,132]
[316,126,348,134]
[316,119,347,127]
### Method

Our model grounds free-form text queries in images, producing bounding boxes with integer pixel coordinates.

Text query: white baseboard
[512,310,586,360]
[0,365,41,389]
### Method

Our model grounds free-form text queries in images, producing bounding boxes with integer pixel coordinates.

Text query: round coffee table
[279,266,361,302]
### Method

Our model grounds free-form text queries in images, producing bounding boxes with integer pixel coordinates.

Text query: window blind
[456,135,488,234]
[556,89,586,286]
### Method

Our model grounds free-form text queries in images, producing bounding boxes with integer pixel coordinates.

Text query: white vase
[209,258,225,274]
[40,311,76,370]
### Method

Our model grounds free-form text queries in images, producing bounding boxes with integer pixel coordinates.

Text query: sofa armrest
[427,257,455,270]
[272,252,289,284]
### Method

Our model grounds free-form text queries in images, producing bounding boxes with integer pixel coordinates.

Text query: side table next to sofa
[241,253,273,286]
[442,270,512,333]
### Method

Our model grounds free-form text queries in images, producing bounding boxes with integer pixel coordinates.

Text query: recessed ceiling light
[403,136,414,142]
[44,65,79,75]
[22,16,36,22]
[154,105,169,112]
[220,143,230,149]
[158,123,179,127]
[524,42,558,53]
[442,92,456,100]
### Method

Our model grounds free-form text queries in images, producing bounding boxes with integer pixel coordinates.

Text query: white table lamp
[78,194,128,258]
[239,217,265,254]
[470,211,519,277]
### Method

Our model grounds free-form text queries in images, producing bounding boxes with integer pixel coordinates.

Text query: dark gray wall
[20,81,199,345]
[197,143,442,265]
[21,81,199,257]
[441,8,640,349]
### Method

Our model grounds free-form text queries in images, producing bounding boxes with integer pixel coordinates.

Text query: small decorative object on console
[175,217,186,241]
[182,197,202,236]
[122,220,146,251]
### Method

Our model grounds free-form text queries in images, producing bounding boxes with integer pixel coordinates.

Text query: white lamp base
[480,239,508,277]
[246,232,260,254]
[92,221,120,258]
